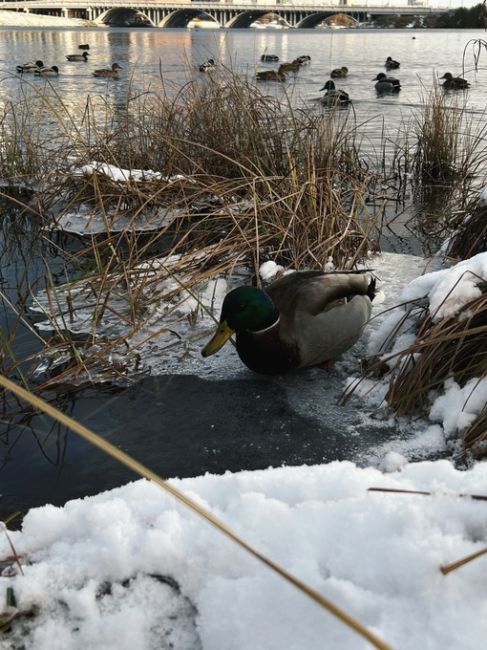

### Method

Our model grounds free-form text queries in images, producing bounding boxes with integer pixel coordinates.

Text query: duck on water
[320,80,351,107]
[374,72,401,93]
[66,52,89,62]
[93,63,122,79]
[440,72,470,90]
[16,60,43,73]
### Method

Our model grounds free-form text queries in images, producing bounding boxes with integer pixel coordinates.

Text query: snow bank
[1,460,487,649]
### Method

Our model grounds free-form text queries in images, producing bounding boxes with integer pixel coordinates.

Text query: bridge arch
[159,9,220,28]
[225,11,291,29]
[96,7,153,27]
[295,12,358,28]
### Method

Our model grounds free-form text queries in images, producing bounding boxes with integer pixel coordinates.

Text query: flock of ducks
[16,46,473,100]
[16,45,123,80]
[252,52,473,107]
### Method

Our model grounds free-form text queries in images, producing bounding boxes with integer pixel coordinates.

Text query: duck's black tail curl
[367,277,377,302]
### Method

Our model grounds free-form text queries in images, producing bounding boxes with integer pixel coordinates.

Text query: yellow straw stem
[0,373,392,650]
[440,545,487,575]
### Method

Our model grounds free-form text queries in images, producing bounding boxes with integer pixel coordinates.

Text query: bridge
[1,0,449,28]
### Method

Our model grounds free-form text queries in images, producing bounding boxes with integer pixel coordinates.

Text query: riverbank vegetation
[0,68,484,455]
[373,2,487,29]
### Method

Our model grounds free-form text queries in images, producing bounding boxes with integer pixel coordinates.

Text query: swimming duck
[320,80,351,107]
[385,56,400,69]
[294,55,311,65]
[16,60,43,74]
[34,65,59,77]
[78,44,90,50]
[374,73,401,93]
[331,66,348,79]
[279,61,301,74]
[199,58,215,72]
[256,69,286,82]
[261,54,279,62]
[93,63,122,79]
[202,270,375,374]
[440,72,470,90]
[66,52,89,62]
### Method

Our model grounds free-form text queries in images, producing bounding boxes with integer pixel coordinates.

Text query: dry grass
[444,196,487,259]
[413,87,461,185]
[0,69,387,387]
[392,85,487,255]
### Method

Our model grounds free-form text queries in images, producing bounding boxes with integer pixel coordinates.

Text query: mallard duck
[256,69,286,82]
[16,60,43,74]
[66,52,89,62]
[320,80,351,107]
[78,44,90,50]
[93,62,122,79]
[374,73,401,93]
[261,54,279,62]
[34,65,59,77]
[331,66,348,79]
[440,72,470,90]
[294,55,311,65]
[202,270,375,374]
[279,61,301,74]
[199,58,215,72]
[385,56,400,69]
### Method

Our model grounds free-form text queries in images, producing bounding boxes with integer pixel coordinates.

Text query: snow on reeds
[347,252,487,458]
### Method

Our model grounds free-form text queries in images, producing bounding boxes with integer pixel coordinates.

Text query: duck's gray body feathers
[374,73,401,93]
[93,63,122,78]
[16,60,43,73]
[35,65,59,77]
[66,52,89,62]
[251,271,373,369]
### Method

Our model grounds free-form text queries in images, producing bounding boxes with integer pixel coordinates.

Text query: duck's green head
[202,286,278,357]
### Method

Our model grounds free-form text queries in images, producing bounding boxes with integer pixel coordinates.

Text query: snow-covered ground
[1,460,487,650]
[0,10,94,27]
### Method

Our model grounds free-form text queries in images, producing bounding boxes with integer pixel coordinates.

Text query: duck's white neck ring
[251,315,280,335]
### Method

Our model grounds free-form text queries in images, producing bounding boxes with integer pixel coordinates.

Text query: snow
[0,10,93,27]
[430,377,487,436]
[72,163,166,183]
[401,252,487,321]
[2,460,487,650]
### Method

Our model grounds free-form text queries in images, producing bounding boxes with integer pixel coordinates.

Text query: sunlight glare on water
[2,27,487,116]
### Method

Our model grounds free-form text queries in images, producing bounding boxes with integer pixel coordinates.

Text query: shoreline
[0,9,97,27]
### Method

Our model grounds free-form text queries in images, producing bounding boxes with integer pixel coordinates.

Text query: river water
[2,27,487,112]
[0,26,483,515]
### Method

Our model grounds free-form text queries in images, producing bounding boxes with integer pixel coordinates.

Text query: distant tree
[433,3,487,28]
[372,3,487,29]
[372,14,414,28]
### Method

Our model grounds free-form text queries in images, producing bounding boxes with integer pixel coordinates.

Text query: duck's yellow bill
[202,321,234,357]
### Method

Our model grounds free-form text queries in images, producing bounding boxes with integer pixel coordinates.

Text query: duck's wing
[267,270,374,365]
[267,270,373,317]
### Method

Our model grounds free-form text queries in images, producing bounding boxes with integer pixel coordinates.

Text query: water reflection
[0,27,485,122]
[0,374,402,514]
